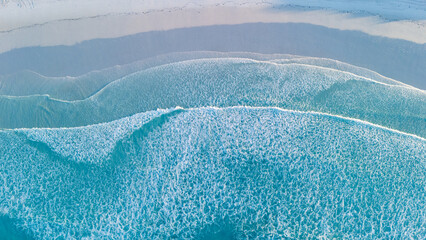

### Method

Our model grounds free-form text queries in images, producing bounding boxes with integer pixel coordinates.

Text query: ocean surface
[0,106,425,239]
[0,52,425,239]
[1,54,424,137]
[0,49,426,239]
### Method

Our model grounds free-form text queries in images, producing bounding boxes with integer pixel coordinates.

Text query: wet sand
[1,22,425,89]
[1,4,425,55]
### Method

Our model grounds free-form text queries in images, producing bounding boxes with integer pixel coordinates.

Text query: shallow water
[1,23,425,89]
[0,107,425,239]
[1,56,424,139]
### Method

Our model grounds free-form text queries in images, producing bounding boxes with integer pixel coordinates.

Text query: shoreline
[1,22,425,89]
[0,5,425,54]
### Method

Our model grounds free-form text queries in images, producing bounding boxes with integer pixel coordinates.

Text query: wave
[0,57,424,138]
[23,108,178,165]
[0,52,299,100]
[0,106,424,239]
[0,51,413,100]
[270,57,412,88]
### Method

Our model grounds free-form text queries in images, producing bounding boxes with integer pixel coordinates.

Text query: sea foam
[1,57,424,138]
[0,107,424,239]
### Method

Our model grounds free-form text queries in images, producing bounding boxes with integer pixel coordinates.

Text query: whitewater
[1,106,425,239]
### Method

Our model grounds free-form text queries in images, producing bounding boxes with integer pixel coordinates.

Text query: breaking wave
[0,106,425,239]
[0,55,424,138]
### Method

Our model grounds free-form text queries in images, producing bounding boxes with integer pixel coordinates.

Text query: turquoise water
[0,54,425,239]
[0,107,425,238]
[1,57,424,137]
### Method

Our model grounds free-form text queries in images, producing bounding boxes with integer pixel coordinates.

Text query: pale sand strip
[0,5,425,54]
